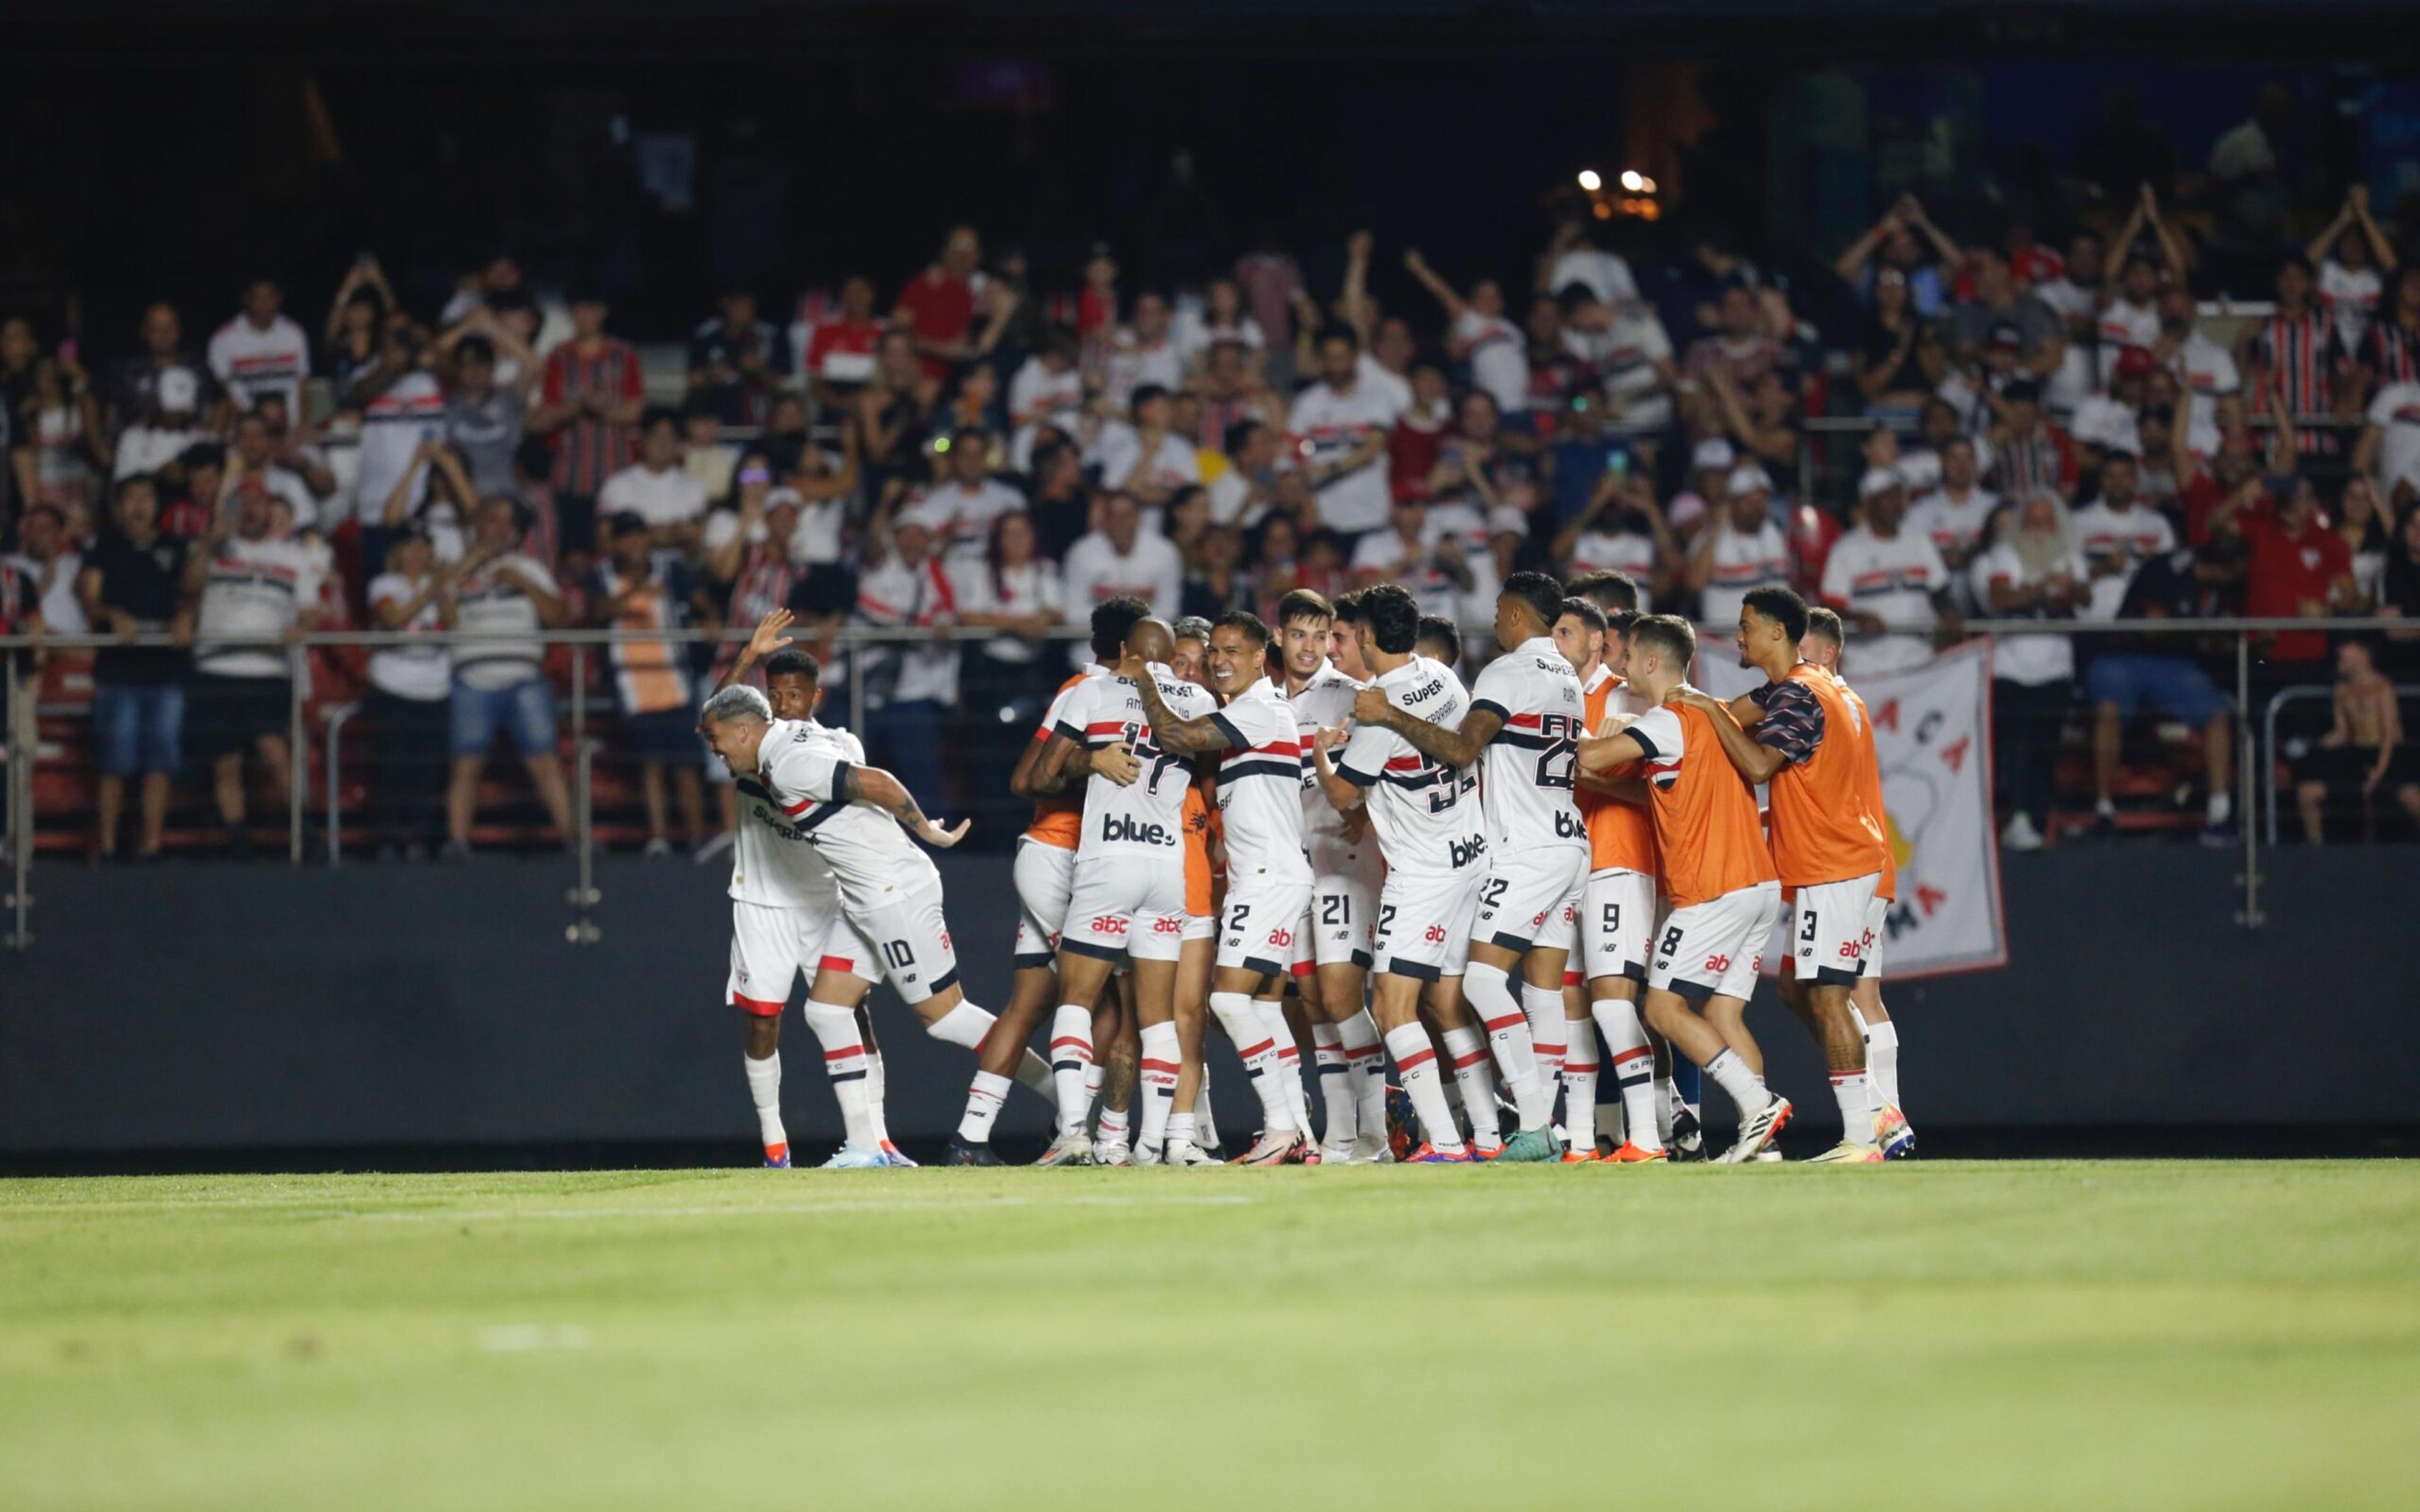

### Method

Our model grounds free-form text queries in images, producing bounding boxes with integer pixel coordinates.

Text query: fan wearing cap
[111,365,215,482]
[1820,468,1957,672]
[1686,461,1793,633]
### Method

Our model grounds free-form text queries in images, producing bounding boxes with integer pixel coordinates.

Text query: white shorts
[1860,893,1890,979]
[1013,837,1076,970]
[1648,881,1782,1005]
[1301,853,1382,970]
[1184,912,1215,942]
[727,899,877,1017]
[1472,845,1587,954]
[853,882,960,1004]
[1580,868,1657,985]
[1371,867,1483,982]
[1063,852,1189,964]
[1220,874,1313,977]
[1789,873,1882,984]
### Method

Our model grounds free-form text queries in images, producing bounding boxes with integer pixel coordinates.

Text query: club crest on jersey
[1100,813,1175,846]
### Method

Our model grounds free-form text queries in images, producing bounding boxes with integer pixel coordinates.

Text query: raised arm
[838,762,971,849]
[1402,249,1467,321]
[1352,681,1500,769]
[716,608,793,694]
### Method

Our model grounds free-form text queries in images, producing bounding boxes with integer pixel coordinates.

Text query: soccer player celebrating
[1349,571,1586,1162]
[1576,615,1792,1164]
[1552,598,1666,1162]
[1310,584,1511,1163]
[1116,610,1316,1164]
[701,678,1028,1151]
[1664,586,1898,1162]
[1276,590,1391,1161]
[1025,617,1219,1166]
[947,598,1148,1164]
[1798,606,1914,1157]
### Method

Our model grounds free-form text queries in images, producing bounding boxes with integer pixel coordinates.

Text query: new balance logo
[1100,813,1175,845]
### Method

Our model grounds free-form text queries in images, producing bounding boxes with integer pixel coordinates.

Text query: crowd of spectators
[7,85,2420,859]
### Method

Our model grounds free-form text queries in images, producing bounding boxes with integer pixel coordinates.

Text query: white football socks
[743,1050,785,1153]
[1560,1017,1599,1154]
[1212,992,1298,1134]
[1441,1025,1502,1152]
[1463,962,1550,1131]
[1138,1021,1181,1159]
[958,1069,1012,1143]
[800,1002,879,1150]
[925,1000,992,1050]
[1703,1048,1772,1119]
[1049,1004,1095,1133]
[1831,1069,1877,1145]
[1311,1021,1355,1147]
[1259,999,1312,1133]
[1591,997,1659,1150]
[1862,1016,1903,1113]
[1385,1021,1462,1154]
[1521,981,1568,1104]
[1339,1009,1386,1145]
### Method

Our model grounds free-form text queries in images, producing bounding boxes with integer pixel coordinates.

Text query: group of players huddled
[694,563,1913,1169]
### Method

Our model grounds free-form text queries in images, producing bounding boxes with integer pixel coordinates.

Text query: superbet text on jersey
[1054,665,1219,961]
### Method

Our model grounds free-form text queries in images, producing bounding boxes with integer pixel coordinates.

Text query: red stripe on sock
[1049,1036,1093,1055]
[1610,1046,1652,1067]
[1565,1060,1599,1074]
[1238,1038,1276,1057]
[1482,1014,1523,1033]
[1452,1050,1487,1069]
[1139,1058,1181,1074]
[822,1046,865,1062]
[1395,1048,1436,1072]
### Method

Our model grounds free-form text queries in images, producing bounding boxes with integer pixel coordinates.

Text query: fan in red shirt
[2221,479,2355,664]
[804,276,885,408]
[894,226,983,380]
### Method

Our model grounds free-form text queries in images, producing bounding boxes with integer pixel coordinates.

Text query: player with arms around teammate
[1351,571,1585,1160]
[1795,606,1914,1157]
[1273,590,1391,1160]
[1577,616,1792,1163]
[1551,598,1667,1162]
[1664,587,1901,1161]
[1310,585,1509,1162]
[1025,616,1219,1166]
[1118,610,1316,1164]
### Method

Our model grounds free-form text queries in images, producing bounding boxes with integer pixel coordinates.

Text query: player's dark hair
[1557,597,1607,634]
[1213,609,1271,648]
[1316,321,1361,352]
[1501,570,1566,632]
[1360,584,1420,655]
[1742,585,1810,644]
[1605,608,1639,639]
[764,648,822,685]
[1273,588,1332,629]
[1330,588,1369,627]
[1415,615,1461,664]
[1090,595,1152,660]
[1804,607,1845,648]
[1629,614,1696,669]
[1565,568,1640,612]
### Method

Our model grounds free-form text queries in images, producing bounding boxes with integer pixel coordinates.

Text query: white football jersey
[728,718,858,909]
[752,719,941,913]
[1052,666,1219,862]
[1466,634,1589,854]
[1207,677,1313,884]
[1289,663,1365,872]
[1333,656,1485,880]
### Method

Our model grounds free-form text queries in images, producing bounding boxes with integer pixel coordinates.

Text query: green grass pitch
[3,1161,2415,1509]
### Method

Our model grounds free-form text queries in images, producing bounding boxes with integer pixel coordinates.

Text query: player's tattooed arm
[1308,725,1367,813]
[838,763,971,849]
[1351,682,1499,768]
[717,608,795,694]
[1667,685,1787,784]
[1022,731,1141,796]
[1117,650,1230,755]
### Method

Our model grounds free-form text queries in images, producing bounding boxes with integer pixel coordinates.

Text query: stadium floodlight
[1576,168,1602,192]
[1619,169,1644,192]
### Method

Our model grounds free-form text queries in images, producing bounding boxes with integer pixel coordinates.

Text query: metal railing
[2262,682,2420,849]
[4,616,2415,953]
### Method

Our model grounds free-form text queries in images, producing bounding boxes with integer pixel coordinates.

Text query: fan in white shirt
[1100,294,1185,413]
[1821,472,1954,672]
[207,282,313,419]
[1906,438,2000,572]
[2312,186,2395,352]
[2068,457,2176,620]
[1060,494,1183,663]
[1088,387,1201,510]
[901,442,1027,564]
[1402,249,1529,415]
[1688,467,1793,634]
[1288,331,1400,536]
